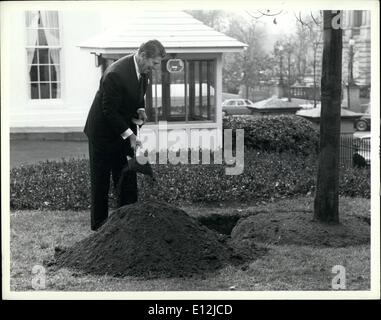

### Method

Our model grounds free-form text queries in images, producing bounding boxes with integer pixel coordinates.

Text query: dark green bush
[10,159,91,211]
[223,114,319,155]
[10,150,370,211]
[339,165,371,199]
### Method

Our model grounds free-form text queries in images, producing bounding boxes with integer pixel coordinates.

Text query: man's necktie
[138,74,145,106]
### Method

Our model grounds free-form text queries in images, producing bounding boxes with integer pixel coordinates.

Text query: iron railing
[340,134,371,167]
[290,86,321,101]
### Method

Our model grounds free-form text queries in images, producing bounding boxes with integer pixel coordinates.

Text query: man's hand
[137,109,148,124]
[128,133,142,152]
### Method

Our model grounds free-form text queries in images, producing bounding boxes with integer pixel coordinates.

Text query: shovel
[119,120,156,182]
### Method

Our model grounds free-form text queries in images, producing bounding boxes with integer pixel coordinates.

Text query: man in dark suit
[84,40,166,231]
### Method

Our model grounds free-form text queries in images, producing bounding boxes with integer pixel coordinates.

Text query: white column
[215,53,223,133]
[343,11,351,39]
[361,10,367,26]
[365,10,371,26]
[344,10,351,28]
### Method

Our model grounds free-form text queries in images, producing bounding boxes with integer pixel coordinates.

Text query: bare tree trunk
[313,46,317,108]
[287,53,291,102]
[313,11,342,224]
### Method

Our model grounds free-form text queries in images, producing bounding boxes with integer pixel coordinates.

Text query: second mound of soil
[54,200,261,278]
[231,211,370,247]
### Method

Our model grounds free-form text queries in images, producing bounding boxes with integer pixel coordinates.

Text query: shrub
[10,150,370,211]
[10,159,91,211]
[223,114,319,155]
[339,165,371,199]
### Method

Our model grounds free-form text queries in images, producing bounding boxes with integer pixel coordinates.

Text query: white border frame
[1,0,380,300]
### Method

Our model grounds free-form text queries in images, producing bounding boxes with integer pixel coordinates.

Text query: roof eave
[80,46,247,54]
[298,114,363,119]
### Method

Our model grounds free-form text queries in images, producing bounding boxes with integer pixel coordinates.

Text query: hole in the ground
[197,214,241,235]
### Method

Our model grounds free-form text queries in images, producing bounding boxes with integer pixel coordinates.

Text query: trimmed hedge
[10,159,90,211]
[10,150,370,211]
[223,114,319,155]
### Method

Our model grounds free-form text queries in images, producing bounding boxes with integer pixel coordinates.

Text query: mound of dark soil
[54,200,263,278]
[231,211,370,247]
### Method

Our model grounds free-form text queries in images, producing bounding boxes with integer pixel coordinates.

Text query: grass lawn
[9,196,370,291]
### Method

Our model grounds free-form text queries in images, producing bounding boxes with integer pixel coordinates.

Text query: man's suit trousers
[88,139,137,230]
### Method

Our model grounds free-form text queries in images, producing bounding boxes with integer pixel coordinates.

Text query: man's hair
[138,39,166,59]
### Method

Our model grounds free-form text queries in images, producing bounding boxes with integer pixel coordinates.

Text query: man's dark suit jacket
[84,54,148,149]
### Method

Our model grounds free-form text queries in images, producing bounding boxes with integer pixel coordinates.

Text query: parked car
[222,99,255,115]
[354,114,371,131]
[352,134,371,166]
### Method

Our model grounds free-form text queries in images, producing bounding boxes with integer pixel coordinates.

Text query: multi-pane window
[146,67,163,122]
[26,11,61,99]
[352,10,363,36]
[353,10,363,27]
[146,59,216,123]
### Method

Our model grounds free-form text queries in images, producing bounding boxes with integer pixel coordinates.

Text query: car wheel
[355,120,368,131]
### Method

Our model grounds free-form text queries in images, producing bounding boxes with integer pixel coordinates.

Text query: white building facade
[5,10,102,129]
[3,8,246,150]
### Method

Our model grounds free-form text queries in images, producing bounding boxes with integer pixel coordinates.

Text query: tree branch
[245,9,283,20]
[294,10,322,32]
[245,10,263,20]
[310,11,322,26]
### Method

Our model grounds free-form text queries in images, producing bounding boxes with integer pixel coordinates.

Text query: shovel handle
[128,124,141,160]
[136,124,140,140]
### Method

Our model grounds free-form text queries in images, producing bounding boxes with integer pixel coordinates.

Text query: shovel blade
[126,156,155,179]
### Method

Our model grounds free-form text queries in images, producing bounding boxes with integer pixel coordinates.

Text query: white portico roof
[296,106,363,119]
[78,10,247,54]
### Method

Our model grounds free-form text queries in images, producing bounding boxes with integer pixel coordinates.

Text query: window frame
[146,57,217,124]
[351,10,363,36]
[225,100,236,106]
[25,10,63,102]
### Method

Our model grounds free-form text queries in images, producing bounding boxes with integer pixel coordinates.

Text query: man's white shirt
[121,53,145,140]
